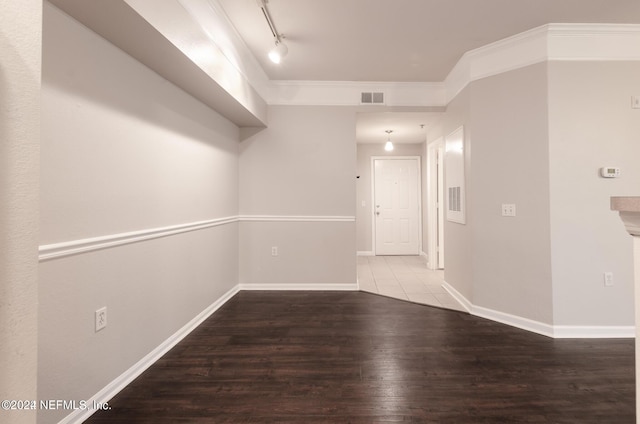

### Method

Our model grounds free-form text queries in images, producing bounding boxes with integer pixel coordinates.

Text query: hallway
[357,255,466,312]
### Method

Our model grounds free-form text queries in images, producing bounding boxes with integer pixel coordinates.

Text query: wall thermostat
[600,167,620,178]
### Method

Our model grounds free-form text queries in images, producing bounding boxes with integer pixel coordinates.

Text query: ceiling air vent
[360,92,385,105]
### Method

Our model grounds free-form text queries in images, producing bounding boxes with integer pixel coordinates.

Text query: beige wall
[356,143,425,253]
[12,7,639,424]
[239,106,356,217]
[436,87,474,301]
[0,1,41,423]
[548,61,639,326]
[239,106,357,286]
[469,63,553,324]
[239,221,355,286]
[438,60,638,328]
[39,5,240,423]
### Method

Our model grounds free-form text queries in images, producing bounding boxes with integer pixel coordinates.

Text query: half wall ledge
[611,196,640,420]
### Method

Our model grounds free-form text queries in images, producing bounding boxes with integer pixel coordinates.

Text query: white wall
[0,1,41,423]
[549,61,640,327]
[239,106,357,287]
[356,143,425,254]
[39,5,240,423]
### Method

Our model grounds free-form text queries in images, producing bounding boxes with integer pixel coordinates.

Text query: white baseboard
[441,281,472,313]
[357,251,374,256]
[59,284,241,424]
[472,304,555,338]
[441,281,634,339]
[59,282,359,423]
[553,325,635,339]
[60,278,632,424]
[240,283,359,291]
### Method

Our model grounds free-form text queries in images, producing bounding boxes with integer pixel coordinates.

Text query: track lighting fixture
[258,0,288,64]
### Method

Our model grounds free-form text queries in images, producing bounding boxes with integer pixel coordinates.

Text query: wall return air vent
[360,92,385,105]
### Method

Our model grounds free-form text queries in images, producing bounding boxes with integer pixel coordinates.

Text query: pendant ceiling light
[384,130,394,151]
[258,0,288,64]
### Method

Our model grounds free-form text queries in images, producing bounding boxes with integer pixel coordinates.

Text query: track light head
[269,39,288,64]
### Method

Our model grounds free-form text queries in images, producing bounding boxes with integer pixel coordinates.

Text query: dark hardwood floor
[85,291,634,423]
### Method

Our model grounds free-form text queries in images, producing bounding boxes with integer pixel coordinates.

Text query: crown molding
[264,24,640,107]
[443,23,640,103]
[115,3,640,113]
[105,2,640,114]
[265,80,447,107]
[547,23,640,61]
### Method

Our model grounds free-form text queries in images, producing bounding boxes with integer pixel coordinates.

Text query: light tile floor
[357,255,467,312]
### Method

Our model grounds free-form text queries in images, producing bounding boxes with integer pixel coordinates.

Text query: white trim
[553,325,635,339]
[426,138,444,269]
[259,24,640,107]
[472,304,555,339]
[239,215,356,222]
[444,126,466,225]
[239,283,358,291]
[56,279,357,423]
[547,23,640,62]
[441,281,472,313]
[59,284,241,424]
[357,251,375,256]
[266,80,446,106]
[39,215,356,262]
[39,216,239,262]
[444,23,640,104]
[444,25,548,102]
[442,281,634,339]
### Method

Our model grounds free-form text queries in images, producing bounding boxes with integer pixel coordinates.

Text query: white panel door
[374,158,420,255]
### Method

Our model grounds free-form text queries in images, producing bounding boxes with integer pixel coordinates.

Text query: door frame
[427,139,445,269]
[370,156,422,256]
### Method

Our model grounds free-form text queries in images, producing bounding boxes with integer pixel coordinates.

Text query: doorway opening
[355,112,460,309]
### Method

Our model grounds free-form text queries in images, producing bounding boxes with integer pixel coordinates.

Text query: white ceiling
[218,0,640,82]
[47,0,640,138]
[218,0,640,143]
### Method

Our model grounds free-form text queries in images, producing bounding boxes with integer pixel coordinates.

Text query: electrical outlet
[271,246,278,256]
[95,307,107,332]
[501,204,516,217]
[604,272,614,287]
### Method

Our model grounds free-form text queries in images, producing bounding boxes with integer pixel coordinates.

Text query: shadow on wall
[42,6,241,152]
[239,126,265,142]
